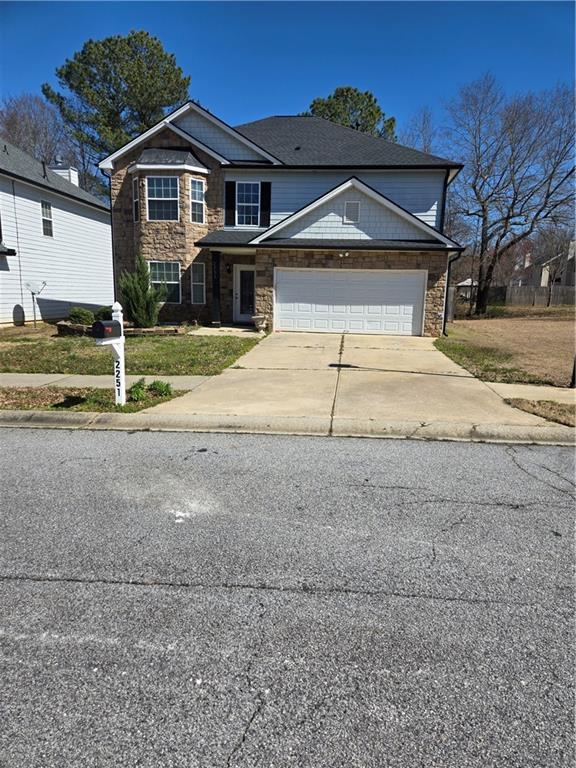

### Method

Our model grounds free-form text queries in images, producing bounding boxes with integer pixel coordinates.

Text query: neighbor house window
[149,260,181,303]
[191,262,205,304]
[146,176,179,221]
[344,201,360,225]
[190,179,205,224]
[236,182,260,226]
[132,177,140,222]
[41,201,53,236]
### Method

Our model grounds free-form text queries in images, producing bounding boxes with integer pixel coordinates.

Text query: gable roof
[235,115,462,174]
[249,177,461,248]
[98,103,463,175]
[0,141,109,212]
[98,101,281,170]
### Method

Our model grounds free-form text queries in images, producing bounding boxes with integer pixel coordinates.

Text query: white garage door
[274,269,427,335]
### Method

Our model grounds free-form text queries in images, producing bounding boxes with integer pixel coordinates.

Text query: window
[191,262,206,304]
[190,179,205,224]
[236,182,260,226]
[41,201,53,237]
[343,201,360,225]
[132,177,140,222]
[149,260,181,303]
[146,176,179,221]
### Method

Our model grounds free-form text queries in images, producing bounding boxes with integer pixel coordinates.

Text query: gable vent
[343,200,360,224]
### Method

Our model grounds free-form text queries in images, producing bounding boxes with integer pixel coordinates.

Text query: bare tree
[400,106,437,153]
[445,74,575,314]
[0,94,71,163]
[531,226,573,305]
[0,93,105,198]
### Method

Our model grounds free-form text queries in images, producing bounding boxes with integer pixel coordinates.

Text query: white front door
[274,268,427,335]
[233,265,256,323]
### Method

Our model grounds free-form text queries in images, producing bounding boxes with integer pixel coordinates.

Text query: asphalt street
[0,429,573,767]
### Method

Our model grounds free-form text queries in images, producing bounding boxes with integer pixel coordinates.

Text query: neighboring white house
[0,141,113,325]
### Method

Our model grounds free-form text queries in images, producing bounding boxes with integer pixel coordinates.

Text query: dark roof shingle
[234,115,461,168]
[195,230,459,251]
[135,148,207,168]
[0,141,108,211]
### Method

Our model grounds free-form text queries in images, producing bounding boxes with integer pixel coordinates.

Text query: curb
[0,410,573,445]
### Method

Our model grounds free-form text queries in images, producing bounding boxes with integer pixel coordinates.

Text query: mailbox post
[92,301,126,405]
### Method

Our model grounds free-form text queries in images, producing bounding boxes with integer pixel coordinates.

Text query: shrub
[69,306,95,325]
[94,305,113,321]
[147,380,172,397]
[119,253,167,328]
[128,378,147,402]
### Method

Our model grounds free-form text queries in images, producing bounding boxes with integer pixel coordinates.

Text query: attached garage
[274,268,427,335]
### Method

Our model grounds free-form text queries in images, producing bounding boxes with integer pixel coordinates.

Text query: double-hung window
[191,262,206,304]
[41,201,53,237]
[149,260,181,303]
[236,182,260,226]
[132,177,140,222]
[190,179,205,224]
[146,177,179,221]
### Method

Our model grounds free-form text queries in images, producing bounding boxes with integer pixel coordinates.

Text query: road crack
[0,572,547,610]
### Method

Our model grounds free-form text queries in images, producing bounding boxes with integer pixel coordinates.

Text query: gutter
[443,251,464,335]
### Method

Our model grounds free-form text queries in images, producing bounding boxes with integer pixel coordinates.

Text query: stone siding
[110,128,223,323]
[252,250,447,336]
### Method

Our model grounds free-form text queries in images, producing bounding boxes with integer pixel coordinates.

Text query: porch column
[211,250,221,327]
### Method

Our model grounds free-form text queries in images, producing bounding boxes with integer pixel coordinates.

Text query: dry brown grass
[506,399,576,428]
[445,311,575,387]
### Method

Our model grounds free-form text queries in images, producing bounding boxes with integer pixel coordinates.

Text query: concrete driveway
[148,333,547,431]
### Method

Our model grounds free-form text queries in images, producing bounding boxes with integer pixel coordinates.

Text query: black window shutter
[225,182,236,226]
[260,182,271,228]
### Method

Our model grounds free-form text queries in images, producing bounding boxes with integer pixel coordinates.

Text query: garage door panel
[275,269,426,336]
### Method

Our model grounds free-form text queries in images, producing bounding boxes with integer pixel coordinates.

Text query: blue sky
[0,1,573,129]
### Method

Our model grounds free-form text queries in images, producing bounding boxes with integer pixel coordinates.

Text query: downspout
[443,251,463,336]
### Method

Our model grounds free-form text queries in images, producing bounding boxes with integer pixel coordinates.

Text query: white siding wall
[225,169,444,228]
[174,112,265,161]
[0,175,113,324]
[280,188,424,240]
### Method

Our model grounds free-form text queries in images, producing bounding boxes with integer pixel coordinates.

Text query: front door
[233,265,256,323]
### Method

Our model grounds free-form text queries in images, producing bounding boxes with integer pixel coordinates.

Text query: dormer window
[236,182,260,226]
[343,201,360,225]
[146,176,179,221]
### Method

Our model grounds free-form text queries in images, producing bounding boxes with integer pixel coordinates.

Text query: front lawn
[0,385,184,413]
[436,311,575,386]
[0,334,258,376]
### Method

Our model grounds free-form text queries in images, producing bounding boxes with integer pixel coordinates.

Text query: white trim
[343,200,360,225]
[235,181,261,227]
[145,175,180,222]
[41,199,53,237]
[233,264,256,322]
[98,101,280,170]
[132,177,139,223]
[190,178,205,224]
[273,267,428,336]
[191,261,206,304]
[181,101,281,164]
[128,163,210,174]
[249,177,460,248]
[148,259,182,304]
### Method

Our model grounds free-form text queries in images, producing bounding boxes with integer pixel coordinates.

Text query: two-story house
[99,101,463,336]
